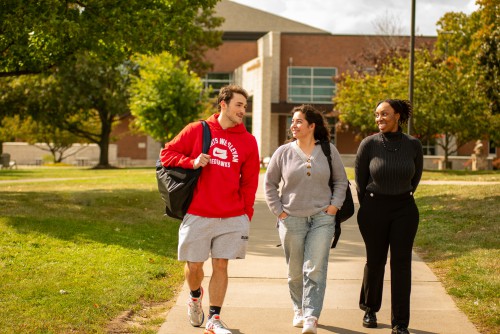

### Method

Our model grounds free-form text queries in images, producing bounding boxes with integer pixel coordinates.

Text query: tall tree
[436,4,499,146]
[335,49,491,168]
[0,70,110,166]
[0,75,49,154]
[1,1,223,166]
[0,0,223,77]
[334,71,404,140]
[414,50,490,165]
[334,56,408,140]
[47,54,130,168]
[473,0,499,145]
[128,52,211,144]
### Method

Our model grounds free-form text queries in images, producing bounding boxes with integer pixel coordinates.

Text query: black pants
[357,192,419,328]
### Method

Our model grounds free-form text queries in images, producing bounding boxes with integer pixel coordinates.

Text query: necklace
[380,133,402,152]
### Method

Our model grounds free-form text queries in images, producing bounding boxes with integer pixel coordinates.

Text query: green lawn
[0,167,498,333]
[0,168,184,334]
[414,184,499,334]
[421,169,500,181]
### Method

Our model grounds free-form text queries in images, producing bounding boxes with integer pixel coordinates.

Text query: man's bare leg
[185,261,205,327]
[209,258,229,309]
[185,261,204,290]
[205,260,233,333]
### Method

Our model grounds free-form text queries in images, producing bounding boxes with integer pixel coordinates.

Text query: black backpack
[156,120,211,220]
[320,141,355,248]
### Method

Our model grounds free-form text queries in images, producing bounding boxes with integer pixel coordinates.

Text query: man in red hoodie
[160,85,260,334]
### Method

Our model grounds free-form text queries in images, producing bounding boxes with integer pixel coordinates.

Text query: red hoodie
[160,114,260,220]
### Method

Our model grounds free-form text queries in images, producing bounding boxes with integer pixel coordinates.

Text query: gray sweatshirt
[265,141,348,217]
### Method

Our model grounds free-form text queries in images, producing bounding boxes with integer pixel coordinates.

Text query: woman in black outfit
[355,99,423,334]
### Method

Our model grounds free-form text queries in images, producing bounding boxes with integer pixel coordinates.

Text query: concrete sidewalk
[158,176,480,334]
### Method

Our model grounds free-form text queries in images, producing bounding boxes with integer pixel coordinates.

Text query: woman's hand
[278,211,288,220]
[325,205,339,215]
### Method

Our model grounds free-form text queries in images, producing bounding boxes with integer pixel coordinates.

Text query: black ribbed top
[355,130,424,199]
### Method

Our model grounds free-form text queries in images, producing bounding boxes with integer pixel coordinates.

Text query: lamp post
[441,31,453,59]
[408,0,416,135]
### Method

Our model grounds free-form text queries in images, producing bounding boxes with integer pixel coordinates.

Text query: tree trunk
[94,114,115,169]
[443,134,449,170]
[97,133,110,168]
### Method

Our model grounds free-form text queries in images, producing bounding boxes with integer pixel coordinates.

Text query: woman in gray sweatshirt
[265,105,348,334]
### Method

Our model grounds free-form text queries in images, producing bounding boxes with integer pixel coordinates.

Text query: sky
[231,0,479,36]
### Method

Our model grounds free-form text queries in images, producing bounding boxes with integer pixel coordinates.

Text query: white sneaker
[293,309,304,327]
[187,287,204,327]
[302,316,318,334]
[204,314,232,334]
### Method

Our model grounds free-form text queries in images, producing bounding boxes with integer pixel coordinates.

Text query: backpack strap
[201,120,211,154]
[320,141,334,193]
[320,140,341,249]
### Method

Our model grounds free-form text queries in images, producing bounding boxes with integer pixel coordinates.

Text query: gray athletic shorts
[178,213,250,262]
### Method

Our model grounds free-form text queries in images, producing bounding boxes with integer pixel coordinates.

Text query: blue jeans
[278,211,335,318]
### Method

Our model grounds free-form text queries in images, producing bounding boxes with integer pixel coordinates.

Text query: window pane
[207,73,231,80]
[203,73,232,97]
[313,77,334,86]
[422,146,436,155]
[210,82,227,90]
[313,87,334,95]
[422,140,436,155]
[290,77,311,85]
[290,87,311,95]
[289,67,311,76]
[313,68,336,76]
[288,67,336,105]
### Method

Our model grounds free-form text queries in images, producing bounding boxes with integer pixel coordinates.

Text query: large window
[287,67,337,104]
[422,139,436,155]
[203,73,232,97]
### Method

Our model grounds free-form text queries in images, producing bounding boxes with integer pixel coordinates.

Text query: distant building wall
[340,154,494,171]
[112,117,148,160]
[2,142,117,166]
[204,41,258,72]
